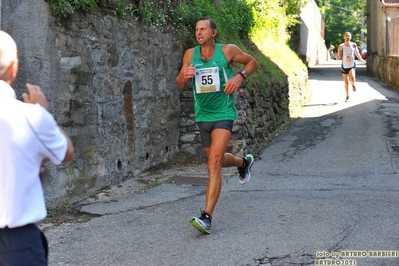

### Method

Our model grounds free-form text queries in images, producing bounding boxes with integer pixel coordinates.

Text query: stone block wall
[2,1,182,206]
[372,55,399,90]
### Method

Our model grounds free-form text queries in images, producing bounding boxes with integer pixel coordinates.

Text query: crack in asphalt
[270,115,342,161]
[248,225,355,265]
[253,252,315,265]
[290,115,341,150]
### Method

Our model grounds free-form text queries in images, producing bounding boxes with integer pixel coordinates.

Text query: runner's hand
[182,64,196,81]
[224,75,243,95]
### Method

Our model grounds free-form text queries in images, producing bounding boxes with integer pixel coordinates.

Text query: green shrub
[45,0,103,17]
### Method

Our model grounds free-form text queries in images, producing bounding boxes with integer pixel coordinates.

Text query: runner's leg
[204,128,231,216]
[342,73,349,98]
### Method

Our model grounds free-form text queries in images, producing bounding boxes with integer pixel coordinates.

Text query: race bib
[195,67,220,93]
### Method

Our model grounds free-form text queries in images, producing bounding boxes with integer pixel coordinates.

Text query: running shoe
[238,154,254,185]
[190,211,212,234]
[352,85,356,92]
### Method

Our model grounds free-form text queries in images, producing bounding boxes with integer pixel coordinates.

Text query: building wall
[368,0,399,89]
[299,0,329,66]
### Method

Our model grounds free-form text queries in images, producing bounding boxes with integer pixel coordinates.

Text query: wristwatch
[239,70,248,80]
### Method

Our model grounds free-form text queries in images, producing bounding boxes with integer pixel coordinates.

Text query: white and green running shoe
[238,154,254,184]
[190,211,212,234]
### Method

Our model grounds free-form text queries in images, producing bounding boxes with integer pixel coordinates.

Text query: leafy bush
[44,0,307,43]
[44,0,103,17]
[168,0,254,47]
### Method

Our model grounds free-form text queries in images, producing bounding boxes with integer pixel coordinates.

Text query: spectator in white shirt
[0,30,74,266]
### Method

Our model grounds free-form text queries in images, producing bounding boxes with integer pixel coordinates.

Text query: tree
[321,0,367,49]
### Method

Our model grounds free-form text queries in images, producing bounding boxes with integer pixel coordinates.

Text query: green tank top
[190,43,237,122]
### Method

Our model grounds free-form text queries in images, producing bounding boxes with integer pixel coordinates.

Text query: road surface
[45,61,399,266]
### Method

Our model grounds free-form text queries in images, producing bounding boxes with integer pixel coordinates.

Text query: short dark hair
[198,17,217,30]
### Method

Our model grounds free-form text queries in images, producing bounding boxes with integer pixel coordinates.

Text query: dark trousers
[0,224,48,266]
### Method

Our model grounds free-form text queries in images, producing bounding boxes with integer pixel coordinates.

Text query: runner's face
[344,32,351,42]
[195,20,215,45]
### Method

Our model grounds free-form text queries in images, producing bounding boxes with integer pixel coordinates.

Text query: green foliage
[112,0,138,20]
[47,198,74,217]
[168,0,217,46]
[281,0,309,26]
[44,0,306,46]
[44,0,103,17]
[321,0,367,49]
[219,0,254,39]
[247,0,307,42]
[249,0,287,38]
[137,2,166,25]
[244,0,307,78]
[169,0,254,47]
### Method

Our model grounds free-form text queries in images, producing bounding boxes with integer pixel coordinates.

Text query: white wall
[299,0,328,66]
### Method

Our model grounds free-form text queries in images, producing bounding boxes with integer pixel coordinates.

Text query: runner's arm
[223,44,259,95]
[336,45,342,60]
[176,49,195,90]
[353,43,366,64]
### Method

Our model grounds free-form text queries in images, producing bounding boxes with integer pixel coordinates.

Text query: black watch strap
[239,70,248,79]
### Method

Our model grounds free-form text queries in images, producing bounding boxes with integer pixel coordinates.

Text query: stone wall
[371,55,399,89]
[2,1,182,206]
[1,1,309,207]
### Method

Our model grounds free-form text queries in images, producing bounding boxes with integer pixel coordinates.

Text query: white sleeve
[25,104,68,165]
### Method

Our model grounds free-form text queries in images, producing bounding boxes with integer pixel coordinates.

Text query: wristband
[239,70,248,80]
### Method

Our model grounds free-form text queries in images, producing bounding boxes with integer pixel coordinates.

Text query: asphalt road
[45,61,399,266]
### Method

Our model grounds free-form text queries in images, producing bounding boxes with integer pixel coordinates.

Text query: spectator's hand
[22,83,48,110]
[224,75,243,95]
